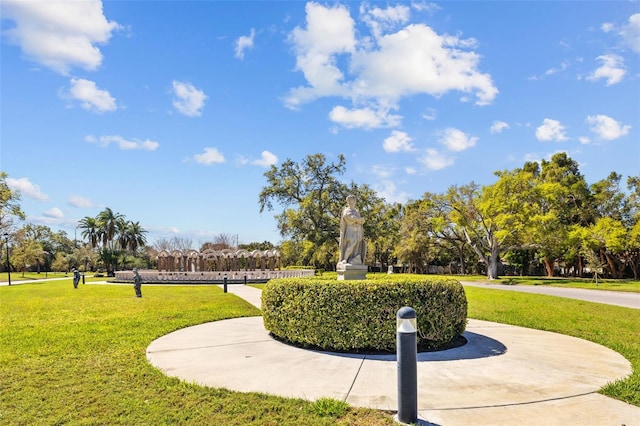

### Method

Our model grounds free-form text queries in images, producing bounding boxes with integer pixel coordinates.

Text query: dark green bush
[262,275,467,352]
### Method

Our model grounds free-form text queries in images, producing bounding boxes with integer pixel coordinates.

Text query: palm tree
[95,208,124,273]
[78,216,100,249]
[126,221,148,254]
[97,207,123,249]
[116,217,130,252]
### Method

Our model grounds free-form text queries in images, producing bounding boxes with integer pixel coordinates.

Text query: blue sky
[1,1,638,247]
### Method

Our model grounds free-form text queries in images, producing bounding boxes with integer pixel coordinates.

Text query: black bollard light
[397,306,417,424]
[223,274,228,293]
[244,274,247,285]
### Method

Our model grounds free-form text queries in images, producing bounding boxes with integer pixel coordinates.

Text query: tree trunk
[630,258,639,280]
[543,256,554,277]
[604,251,623,279]
[457,246,466,275]
[577,256,584,278]
[487,242,500,280]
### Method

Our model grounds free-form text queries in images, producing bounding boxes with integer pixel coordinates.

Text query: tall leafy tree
[259,153,385,269]
[0,171,25,235]
[394,198,435,273]
[423,192,470,274]
[446,183,505,279]
[11,228,44,276]
[259,153,348,247]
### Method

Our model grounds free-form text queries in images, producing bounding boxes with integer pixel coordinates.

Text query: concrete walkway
[147,285,640,426]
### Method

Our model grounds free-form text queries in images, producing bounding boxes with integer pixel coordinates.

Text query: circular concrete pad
[147,317,637,425]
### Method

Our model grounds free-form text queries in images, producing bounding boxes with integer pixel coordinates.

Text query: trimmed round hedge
[261,275,467,352]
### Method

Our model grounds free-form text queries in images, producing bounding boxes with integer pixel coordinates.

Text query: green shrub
[262,276,467,352]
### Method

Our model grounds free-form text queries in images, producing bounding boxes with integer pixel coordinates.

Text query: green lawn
[1,271,109,282]
[0,280,392,425]
[1,279,638,425]
[453,274,640,293]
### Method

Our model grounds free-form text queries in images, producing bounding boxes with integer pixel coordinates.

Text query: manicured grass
[0,282,392,425]
[1,271,109,282]
[458,274,640,293]
[465,286,640,406]
[2,279,638,425]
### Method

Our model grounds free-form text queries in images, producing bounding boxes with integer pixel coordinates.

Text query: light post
[3,233,11,286]
[397,306,417,424]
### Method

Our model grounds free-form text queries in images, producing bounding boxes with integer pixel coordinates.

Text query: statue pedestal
[336,263,368,280]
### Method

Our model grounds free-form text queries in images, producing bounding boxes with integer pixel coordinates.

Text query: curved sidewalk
[147,285,639,425]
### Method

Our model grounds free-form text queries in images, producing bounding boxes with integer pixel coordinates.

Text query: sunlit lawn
[0,280,392,425]
[456,274,640,293]
[1,278,638,425]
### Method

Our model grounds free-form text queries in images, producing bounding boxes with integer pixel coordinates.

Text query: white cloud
[421,108,437,121]
[546,60,569,76]
[535,119,568,142]
[405,166,417,175]
[251,151,278,167]
[619,13,640,53]
[360,4,411,40]
[601,23,614,33]
[586,54,626,86]
[490,120,509,134]
[285,3,497,112]
[329,105,401,129]
[371,164,394,179]
[523,152,544,163]
[171,80,208,117]
[285,2,356,107]
[6,177,48,201]
[579,136,591,145]
[439,128,478,152]
[68,195,94,208]
[351,24,497,105]
[383,130,415,153]
[524,150,566,164]
[1,0,120,74]
[193,147,225,165]
[85,134,159,151]
[418,148,454,170]
[64,78,116,113]
[586,115,631,141]
[235,28,256,59]
[43,207,64,219]
[374,180,411,204]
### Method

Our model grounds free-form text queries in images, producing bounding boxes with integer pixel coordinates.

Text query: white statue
[338,194,366,266]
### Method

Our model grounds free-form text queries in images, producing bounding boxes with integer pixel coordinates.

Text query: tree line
[2,153,638,280]
[260,153,639,279]
[0,171,273,275]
